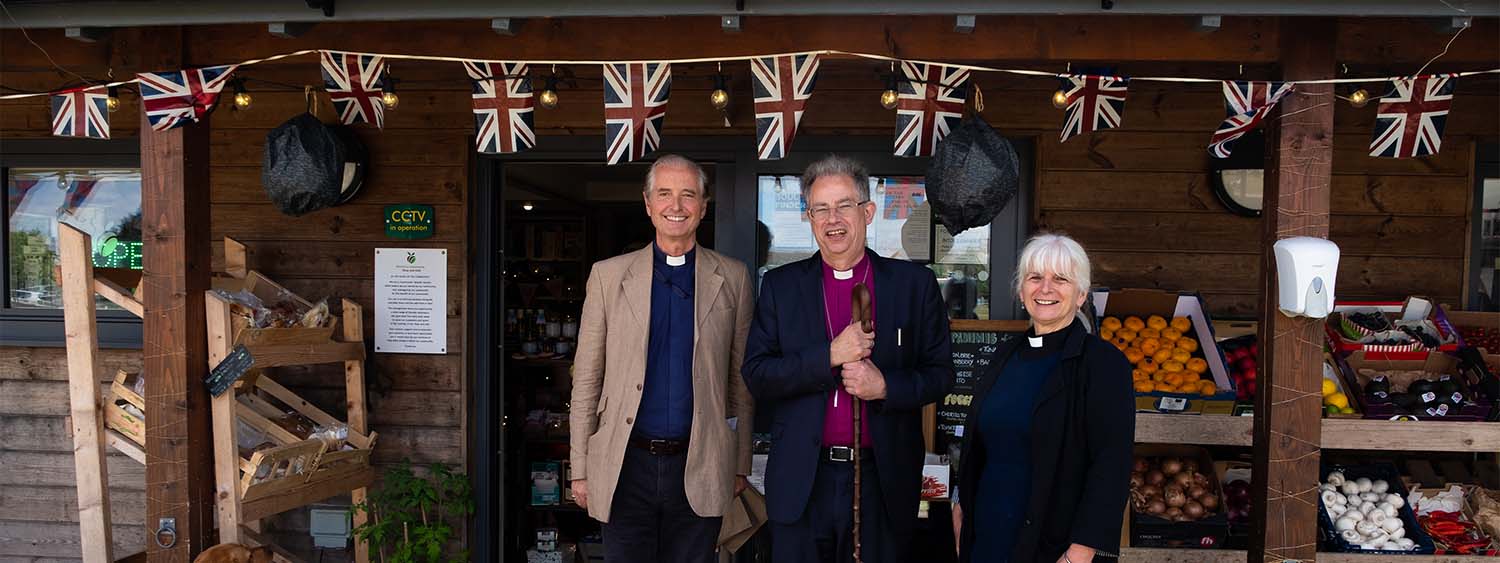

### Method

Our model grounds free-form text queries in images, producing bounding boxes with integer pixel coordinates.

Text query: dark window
[1,138,142,347]
[1472,144,1499,311]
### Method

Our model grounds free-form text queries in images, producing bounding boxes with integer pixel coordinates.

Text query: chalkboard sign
[205,344,255,397]
[936,320,1027,457]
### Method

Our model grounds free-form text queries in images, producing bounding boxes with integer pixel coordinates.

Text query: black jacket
[955,319,1134,563]
[742,251,953,548]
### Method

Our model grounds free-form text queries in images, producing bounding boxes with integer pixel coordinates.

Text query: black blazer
[742,251,953,540]
[955,319,1135,563]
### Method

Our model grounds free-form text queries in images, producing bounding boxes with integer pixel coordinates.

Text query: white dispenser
[1273,237,1340,318]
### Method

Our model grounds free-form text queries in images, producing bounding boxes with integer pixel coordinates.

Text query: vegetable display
[1319,471,1419,552]
[1103,315,1217,397]
[1130,455,1221,522]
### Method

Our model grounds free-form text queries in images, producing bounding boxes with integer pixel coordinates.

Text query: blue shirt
[635,243,696,440]
[971,332,1064,563]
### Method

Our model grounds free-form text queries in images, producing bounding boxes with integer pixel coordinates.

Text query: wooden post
[205,292,242,547]
[141,111,215,562]
[1250,16,1336,563]
[58,224,115,563]
[343,299,371,563]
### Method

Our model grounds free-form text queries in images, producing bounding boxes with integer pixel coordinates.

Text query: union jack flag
[50,86,110,139]
[137,64,238,131]
[321,52,388,128]
[893,62,969,157]
[1060,74,1129,143]
[1209,81,1294,158]
[57,178,99,216]
[8,178,39,217]
[463,61,535,154]
[881,179,926,220]
[603,62,671,165]
[1369,74,1456,159]
[752,54,819,160]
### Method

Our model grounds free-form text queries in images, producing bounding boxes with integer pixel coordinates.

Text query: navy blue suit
[743,251,953,562]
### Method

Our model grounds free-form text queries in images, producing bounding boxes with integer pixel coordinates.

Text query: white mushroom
[1368,510,1388,525]
[1335,516,1358,531]
[1395,538,1415,550]
[1360,502,1379,515]
[1387,494,1406,509]
[1327,471,1347,486]
[1347,493,1362,506]
[1321,491,1344,507]
[1391,526,1406,539]
[1342,482,1361,496]
[1342,509,1364,523]
[1372,480,1390,494]
[1355,521,1379,536]
[1340,529,1363,544]
[1381,518,1404,533]
[1356,477,1373,493]
[1321,483,1337,493]
[1377,502,1397,518]
[1366,531,1389,549]
[1361,492,1382,503]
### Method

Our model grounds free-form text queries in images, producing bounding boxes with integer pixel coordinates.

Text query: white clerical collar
[665,254,687,267]
[833,268,854,280]
[1028,335,1044,348]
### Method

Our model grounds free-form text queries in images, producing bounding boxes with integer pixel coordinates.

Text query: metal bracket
[154,517,178,549]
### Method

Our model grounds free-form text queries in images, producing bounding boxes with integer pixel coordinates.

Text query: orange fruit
[1164,372,1183,386]
[1124,316,1146,332]
[1171,317,1192,332]
[1198,381,1218,396]
[1147,315,1168,330]
[1139,358,1159,374]
[1138,328,1162,340]
[1152,370,1168,382]
[1152,348,1175,363]
[1102,317,1123,331]
[1132,369,1147,381]
[1111,335,1130,349]
[1176,337,1199,353]
[1186,358,1209,374]
[1162,361,1186,374]
[1117,330,1138,344]
[1182,372,1201,383]
[1134,380,1155,393]
[1124,347,1145,364]
[1171,348,1192,364]
[1100,329,1116,342]
[1139,338,1161,355]
[1161,328,1183,342]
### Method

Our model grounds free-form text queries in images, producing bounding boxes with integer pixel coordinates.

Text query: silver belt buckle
[828,446,854,462]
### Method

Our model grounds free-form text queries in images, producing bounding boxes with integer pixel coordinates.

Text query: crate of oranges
[1092,288,1237,415]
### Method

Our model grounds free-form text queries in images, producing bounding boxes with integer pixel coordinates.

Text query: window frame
[1,137,143,348]
[1470,143,1499,311]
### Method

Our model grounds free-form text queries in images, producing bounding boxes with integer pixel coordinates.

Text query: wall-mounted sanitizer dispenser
[1273,237,1340,318]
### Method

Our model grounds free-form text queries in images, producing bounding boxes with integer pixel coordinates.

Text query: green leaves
[350,460,475,563]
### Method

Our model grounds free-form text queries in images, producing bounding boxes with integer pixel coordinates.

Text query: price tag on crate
[205,344,255,397]
[1157,396,1190,412]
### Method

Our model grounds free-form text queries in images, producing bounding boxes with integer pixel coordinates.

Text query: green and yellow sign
[385,204,435,239]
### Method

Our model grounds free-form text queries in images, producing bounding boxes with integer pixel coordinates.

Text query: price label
[1421,392,1437,403]
[1158,396,1189,412]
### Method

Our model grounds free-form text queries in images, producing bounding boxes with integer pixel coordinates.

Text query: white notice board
[375,248,447,354]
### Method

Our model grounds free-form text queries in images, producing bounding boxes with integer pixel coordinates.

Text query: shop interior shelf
[1134,413,1500,453]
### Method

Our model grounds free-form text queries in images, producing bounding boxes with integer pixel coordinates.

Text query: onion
[1182,460,1200,475]
[1161,458,1184,475]
[1199,494,1220,511]
[1183,501,1206,519]
[1164,507,1184,520]
[1130,473,1145,488]
[1133,458,1150,473]
[1165,486,1188,508]
[1189,485,1209,500]
[1146,500,1167,515]
[1172,472,1195,489]
[1146,470,1166,485]
[1140,484,1163,499]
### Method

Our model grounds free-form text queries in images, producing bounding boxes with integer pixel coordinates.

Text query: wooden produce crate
[104,370,145,447]
[231,374,376,522]
[219,270,338,347]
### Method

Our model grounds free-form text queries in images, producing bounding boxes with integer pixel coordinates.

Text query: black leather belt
[823,446,874,463]
[629,437,688,455]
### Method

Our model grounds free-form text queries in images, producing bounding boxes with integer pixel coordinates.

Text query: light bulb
[106,86,120,113]
[522,202,535,211]
[539,89,559,109]
[710,88,730,110]
[233,91,252,110]
[1349,88,1370,108]
[381,90,400,110]
[1051,89,1069,109]
[880,89,899,110]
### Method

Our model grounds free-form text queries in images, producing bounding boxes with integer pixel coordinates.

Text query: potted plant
[351,461,475,563]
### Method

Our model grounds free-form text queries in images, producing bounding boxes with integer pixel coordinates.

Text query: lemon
[1339,407,1355,414]
[1326,392,1349,410]
[1321,379,1337,397]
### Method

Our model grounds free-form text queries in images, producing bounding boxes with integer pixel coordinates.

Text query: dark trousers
[770,456,898,563]
[603,446,723,563]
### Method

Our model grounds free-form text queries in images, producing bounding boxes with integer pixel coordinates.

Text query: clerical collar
[1023,319,1074,354]
[825,254,868,280]
[666,254,686,267]
[653,243,695,268]
[833,268,854,280]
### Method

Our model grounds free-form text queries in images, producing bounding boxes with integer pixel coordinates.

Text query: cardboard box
[1408,484,1499,556]
[1333,352,1493,421]
[1092,288,1236,415]
[921,462,951,501]
[1129,444,1229,549]
[1439,305,1500,352]
[1327,298,1460,360]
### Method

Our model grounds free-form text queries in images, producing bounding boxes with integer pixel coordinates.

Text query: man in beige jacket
[569,154,755,563]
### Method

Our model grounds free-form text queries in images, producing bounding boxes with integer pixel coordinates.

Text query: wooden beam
[141,109,214,562]
[1250,16,1335,563]
[205,292,244,547]
[58,224,114,563]
[342,299,371,563]
[106,429,148,465]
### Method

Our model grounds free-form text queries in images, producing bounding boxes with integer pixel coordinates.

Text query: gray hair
[645,154,709,198]
[1013,233,1093,301]
[800,154,870,203]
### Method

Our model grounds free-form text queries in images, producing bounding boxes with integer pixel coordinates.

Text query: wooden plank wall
[1,15,1495,561]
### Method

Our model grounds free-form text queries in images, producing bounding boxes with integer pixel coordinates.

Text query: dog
[192,544,273,563]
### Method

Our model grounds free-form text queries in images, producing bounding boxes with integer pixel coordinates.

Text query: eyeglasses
[806,200,870,221]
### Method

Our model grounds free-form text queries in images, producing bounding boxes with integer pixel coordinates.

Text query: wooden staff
[850,283,873,563]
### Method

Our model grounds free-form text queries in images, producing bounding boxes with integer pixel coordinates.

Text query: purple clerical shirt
[821,255,874,448]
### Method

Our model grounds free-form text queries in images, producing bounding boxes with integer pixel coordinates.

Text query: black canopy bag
[262,113,354,216]
[925,109,1021,235]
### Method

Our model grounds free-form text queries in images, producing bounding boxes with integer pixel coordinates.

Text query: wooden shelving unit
[1121,548,1499,563]
[56,224,147,563]
[1135,413,1500,452]
[204,239,376,563]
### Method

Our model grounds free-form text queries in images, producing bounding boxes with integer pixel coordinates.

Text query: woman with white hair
[951,233,1134,563]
